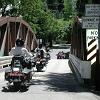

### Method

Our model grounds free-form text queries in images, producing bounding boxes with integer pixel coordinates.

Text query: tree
[63,0,74,20]
[76,0,88,17]
[0,0,14,16]
[0,0,21,16]
[58,0,64,12]
[0,0,74,44]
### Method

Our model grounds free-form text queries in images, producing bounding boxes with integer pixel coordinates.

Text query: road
[0,49,100,100]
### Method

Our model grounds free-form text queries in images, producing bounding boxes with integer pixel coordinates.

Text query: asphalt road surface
[0,49,100,100]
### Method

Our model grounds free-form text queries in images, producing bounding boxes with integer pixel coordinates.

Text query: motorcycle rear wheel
[37,67,42,72]
[13,82,21,87]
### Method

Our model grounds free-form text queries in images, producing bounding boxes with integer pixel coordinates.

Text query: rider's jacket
[9,46,33,57]
[35,47,46,58]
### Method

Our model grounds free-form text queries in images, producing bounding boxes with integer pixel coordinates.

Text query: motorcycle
[35,55,46,72]
[57,51,65,59]
[5,56,33,88]
[45,52,50,62]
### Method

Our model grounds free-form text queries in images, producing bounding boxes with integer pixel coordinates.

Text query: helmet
[16,38,24,47]
[39,44,42,48]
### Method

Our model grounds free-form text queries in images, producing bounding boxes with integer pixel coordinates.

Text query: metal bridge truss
[0,17,37,56]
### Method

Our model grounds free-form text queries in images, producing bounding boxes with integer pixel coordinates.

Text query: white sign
[82,17,99,29]
[85,4,100,16]
[86,29,98,49]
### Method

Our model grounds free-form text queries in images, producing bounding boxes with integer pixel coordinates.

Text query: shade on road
[0,49,100,100]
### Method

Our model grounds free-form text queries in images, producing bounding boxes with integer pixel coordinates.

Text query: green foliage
[0,0,14,16]
[63,0,74,20]
[0,0,74,44]
[52,19,72,43]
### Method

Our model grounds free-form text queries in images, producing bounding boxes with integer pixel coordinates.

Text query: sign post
[86,29,98,64]
[84,4,100,89]
[98,18,100,64]
[82,4,100,65]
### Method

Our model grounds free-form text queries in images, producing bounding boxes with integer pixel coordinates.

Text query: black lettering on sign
[91,31,98,35]
[87,36,98,40]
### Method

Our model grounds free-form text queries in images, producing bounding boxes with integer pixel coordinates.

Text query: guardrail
[0,56,12,69]
[69,54,91,79]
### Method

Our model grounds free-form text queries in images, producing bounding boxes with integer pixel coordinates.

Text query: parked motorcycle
[5,56,33,88]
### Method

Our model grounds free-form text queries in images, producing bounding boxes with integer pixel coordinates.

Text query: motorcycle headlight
[37,61,40,64]
[13,67,20,71]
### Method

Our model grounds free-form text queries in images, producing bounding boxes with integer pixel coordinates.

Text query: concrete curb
[68,60,84,85]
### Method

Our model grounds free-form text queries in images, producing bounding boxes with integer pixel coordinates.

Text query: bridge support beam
[0,17,37,56]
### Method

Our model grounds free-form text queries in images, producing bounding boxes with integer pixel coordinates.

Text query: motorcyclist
[45,43,50,52]
[9,38,33,68]
[9,38,33,57]
[35,44,46,59]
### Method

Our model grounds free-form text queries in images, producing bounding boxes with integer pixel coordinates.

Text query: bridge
[0,16,100,89]
[0,16,37,56]
[69,16,100,89]
[0,16,37,69]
